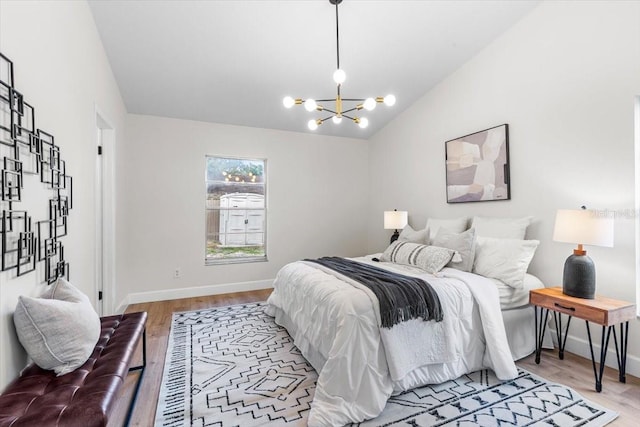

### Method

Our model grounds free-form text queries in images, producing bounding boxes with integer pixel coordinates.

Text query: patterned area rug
[154,302,618,427]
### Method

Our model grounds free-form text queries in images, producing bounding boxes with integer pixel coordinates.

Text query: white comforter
[265,256,517,426]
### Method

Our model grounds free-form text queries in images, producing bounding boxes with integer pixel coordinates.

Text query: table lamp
[552,208,614,299]
[384,209,408,244]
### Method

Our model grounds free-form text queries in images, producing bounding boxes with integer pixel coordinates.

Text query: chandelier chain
[335,1,340,71]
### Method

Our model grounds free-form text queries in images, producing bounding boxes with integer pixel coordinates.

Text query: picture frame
[445,124,510,203]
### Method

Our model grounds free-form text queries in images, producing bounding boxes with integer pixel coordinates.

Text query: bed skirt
[503,304,554,360]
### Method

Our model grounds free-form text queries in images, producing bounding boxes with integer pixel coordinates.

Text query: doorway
[95,109,115,315]
[635,96,640,314]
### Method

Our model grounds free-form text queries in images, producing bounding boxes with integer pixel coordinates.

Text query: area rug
[154,302,618,427]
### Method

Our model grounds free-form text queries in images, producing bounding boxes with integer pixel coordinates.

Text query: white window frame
[205,155,267,265]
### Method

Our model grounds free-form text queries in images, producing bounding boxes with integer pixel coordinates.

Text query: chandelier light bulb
[333,69,346,84]
[308,119,319,130]
[358,117,369,129]
[383,94,396,106]
[283,96,295,108]
[304,99,317,112]
[332,115,342,124]
[363,97,376,111]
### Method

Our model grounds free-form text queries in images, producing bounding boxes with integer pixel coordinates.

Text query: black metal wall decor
[1,52,71,284]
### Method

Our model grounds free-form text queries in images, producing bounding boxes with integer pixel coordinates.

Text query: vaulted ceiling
[88,0,539,139]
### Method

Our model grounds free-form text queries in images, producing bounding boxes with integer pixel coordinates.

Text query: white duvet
[265,256,518,426]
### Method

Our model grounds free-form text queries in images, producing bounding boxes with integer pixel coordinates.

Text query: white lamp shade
[553,209,614,247]
[384,210,408,230]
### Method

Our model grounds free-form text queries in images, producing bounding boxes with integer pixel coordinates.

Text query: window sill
[205,256,268,266]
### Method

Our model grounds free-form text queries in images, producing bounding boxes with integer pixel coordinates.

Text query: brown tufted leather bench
[0,311,147,427]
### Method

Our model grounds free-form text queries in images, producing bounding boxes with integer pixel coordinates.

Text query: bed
[265,217,550,426]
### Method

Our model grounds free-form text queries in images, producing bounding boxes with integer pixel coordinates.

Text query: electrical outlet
[174,268,181,279]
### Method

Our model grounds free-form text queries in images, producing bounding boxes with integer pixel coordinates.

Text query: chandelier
[282,0,396,131]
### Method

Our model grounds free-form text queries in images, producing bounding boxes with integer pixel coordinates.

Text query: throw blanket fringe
[305,257,443,328]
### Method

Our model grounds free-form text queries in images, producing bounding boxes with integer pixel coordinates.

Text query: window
[205,156,266,264]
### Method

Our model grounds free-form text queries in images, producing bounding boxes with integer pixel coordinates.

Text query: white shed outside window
[219,193,265,246]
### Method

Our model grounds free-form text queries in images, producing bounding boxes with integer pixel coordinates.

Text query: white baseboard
[112,279,274,314]
[550,328,640,379]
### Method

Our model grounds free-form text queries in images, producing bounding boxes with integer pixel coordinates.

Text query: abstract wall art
[0,52,71,284]
[445,124,510,203]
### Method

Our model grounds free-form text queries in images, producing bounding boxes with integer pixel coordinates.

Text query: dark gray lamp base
[562,253,596,299]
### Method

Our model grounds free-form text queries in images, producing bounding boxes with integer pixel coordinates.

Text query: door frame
[94,105,116,315]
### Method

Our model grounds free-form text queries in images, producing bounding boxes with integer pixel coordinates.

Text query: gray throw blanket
[305,256,443,328]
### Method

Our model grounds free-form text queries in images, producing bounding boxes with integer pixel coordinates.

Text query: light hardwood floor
[112,289,639,426]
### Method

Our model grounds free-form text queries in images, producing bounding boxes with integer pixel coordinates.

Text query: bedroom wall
[117,114,368,308]
[0,1,127,389]
[367,1,640,374]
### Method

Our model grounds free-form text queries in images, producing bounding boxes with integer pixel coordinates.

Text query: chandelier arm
[340,98,367,102]
[316,98,337,102]
[342,113,357,120]
[320,115,335,123]
[321,107,339,115]
[341,107,360,115]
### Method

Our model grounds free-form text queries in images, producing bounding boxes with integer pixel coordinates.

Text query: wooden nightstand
[529,287,635,392]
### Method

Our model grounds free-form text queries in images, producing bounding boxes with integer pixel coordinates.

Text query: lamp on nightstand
[384,209,408,244]
[552,207,614,299]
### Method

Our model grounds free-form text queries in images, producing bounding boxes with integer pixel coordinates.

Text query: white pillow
[431,227,476,272]
[472,237,539,289]
[426,217,468,241]
[13,279,101,376]
[471,216,533,239]
[398,224,429,245]
[381,241,461,274]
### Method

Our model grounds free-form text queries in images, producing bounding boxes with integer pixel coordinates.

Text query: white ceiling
[88,0,539,139]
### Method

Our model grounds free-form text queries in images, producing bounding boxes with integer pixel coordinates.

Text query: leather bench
[0,311,147,427]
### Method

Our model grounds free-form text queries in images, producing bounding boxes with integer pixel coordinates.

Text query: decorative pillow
[40,277,89,302]
[471,216,533,239]
[13,279,100,376]
[426,217,468,241]
[398,224,429,245]
[431,227,476,272]
[472,237,539,289]
[381,241,461,274]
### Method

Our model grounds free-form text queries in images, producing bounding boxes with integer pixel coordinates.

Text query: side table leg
[535,306,549,364]
[552,311,572,360]
[612,322,629,383]
[586,322,612,392]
